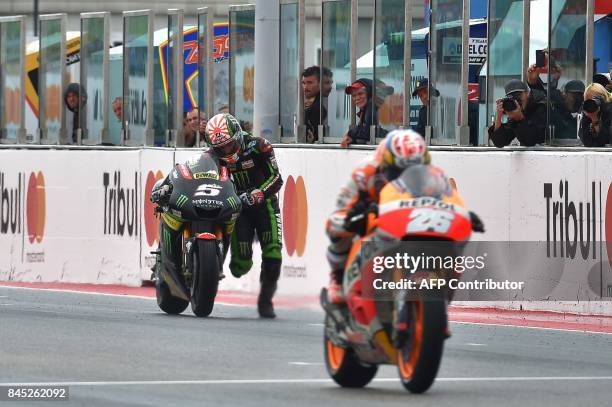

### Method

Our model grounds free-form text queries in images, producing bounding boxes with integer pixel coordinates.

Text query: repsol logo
[544,181,611,260]
[103,171,140,237]
[0,172,24,235]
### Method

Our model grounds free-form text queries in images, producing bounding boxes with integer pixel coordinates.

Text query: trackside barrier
[1,145,611,315]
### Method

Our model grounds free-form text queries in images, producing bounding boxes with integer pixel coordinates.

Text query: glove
[469,211,485,233]
[239,189,265,207]
[151,184,171,204]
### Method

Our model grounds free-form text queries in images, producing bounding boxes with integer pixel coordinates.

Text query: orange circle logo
[26,171,45,244]
[144,170,164,247]
[282,175,308,257]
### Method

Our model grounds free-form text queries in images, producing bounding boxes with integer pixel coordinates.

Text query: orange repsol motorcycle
[321,165,484,393]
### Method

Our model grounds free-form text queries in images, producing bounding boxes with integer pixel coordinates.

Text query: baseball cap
[345,80,368,95]
[564,80,585,94]
[504,79,529,95]
[411,78,440,97]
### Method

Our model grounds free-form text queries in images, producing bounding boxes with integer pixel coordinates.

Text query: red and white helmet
[205,113,244,164]
[380,129,429,180]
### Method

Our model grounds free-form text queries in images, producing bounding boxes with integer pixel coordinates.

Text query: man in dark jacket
[412,78,439,138]
[302,66,332,143]
[64,83,86,143]
[488,79,547,147]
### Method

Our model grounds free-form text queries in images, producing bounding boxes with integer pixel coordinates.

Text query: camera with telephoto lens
[582,96,603,114]
[501,96,519,112]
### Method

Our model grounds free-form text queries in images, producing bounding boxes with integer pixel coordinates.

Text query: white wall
[1,146,611,314]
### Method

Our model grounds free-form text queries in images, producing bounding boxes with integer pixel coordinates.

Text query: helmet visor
[212,138,239,158]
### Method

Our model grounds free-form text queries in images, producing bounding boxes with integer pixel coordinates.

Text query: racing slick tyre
[397,297,447,393]
[324,315,378,388]
[190,239,220,317]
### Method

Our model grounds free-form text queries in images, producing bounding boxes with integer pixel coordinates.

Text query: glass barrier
[39,14,67,144]
[321,0,351,143]
[373,0,406,140]
[167,9,184,147]
[109,47,123,146]
[485,0,524,145]
[548,0,587,145]
[229,5,256,133]
[0,17,26,143]
[123,11,154,146]
[429,0,464,144]
[410,2,429,134]
[279,1,299,141]
[80,13,109,145]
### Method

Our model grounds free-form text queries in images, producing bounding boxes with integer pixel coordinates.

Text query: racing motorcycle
[321,165,484,393]
[151,153,241,317]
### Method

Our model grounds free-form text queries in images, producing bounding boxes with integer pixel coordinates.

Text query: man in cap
[340,78,393,147]
[412,78,439,138]
[488,79,547,147]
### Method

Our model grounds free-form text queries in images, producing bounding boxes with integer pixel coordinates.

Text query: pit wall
[0,146,611,315]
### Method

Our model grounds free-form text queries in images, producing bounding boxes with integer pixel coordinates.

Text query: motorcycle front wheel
[190,239,220,317]
[396,298,447,393]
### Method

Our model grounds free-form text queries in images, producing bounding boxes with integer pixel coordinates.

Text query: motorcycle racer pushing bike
[205,113,284,318]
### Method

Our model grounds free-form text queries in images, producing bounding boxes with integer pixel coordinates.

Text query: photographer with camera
[488,79,547,148]
[579,83,612,147]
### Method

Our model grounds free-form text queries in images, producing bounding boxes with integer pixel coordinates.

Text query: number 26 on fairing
[406,208,454,234]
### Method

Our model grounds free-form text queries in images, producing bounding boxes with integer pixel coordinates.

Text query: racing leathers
[225,132,284,318]
[326,145,388,303]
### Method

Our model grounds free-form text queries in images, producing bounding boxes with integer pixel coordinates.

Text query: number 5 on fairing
[194,184,222,197]
[406,208,454,234]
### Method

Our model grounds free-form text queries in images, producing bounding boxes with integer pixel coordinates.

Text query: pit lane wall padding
[0,147,611,315]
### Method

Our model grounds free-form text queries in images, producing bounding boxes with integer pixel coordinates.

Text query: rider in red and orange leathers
[325,129,435,304]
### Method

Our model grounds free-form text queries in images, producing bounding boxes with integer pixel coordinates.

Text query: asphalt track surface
[1,286,611,407]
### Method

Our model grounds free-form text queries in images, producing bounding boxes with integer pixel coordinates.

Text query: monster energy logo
[176,194,188,208]
[233,171,251,189]
[261,231,272,244]
[239,242,250,256]
[162,228,173,254]
[227,196,239,210]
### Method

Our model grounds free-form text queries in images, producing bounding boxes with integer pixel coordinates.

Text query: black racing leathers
[225,132,283,284]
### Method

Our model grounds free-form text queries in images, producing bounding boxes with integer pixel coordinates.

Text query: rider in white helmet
[326,129,432,304]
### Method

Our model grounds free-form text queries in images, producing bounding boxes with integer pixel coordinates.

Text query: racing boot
[258,259,281,318]
[327,269,345,305]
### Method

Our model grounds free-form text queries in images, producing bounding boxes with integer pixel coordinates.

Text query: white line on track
[2,377,612,387]
[465,343,486,346]
[0,285,247,307]
[308,323,324,327]
[289,362,324,366]
[452,321,612,335]
[0,303,13,306]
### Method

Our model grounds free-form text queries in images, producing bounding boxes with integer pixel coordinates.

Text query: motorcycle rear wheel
[190,239,220,317]
[324,316,378,388]
[397,298,447,393]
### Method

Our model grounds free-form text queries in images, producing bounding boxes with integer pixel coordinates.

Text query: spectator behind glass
[112,97,122,122]
[579,83,612,147]
[301,66,332,143]
[412,78,439,138]
[593,74,612,93]
[183,108,199,147]
[488,79,547,147]
[340,78,393,148]
[64,83,86,143]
